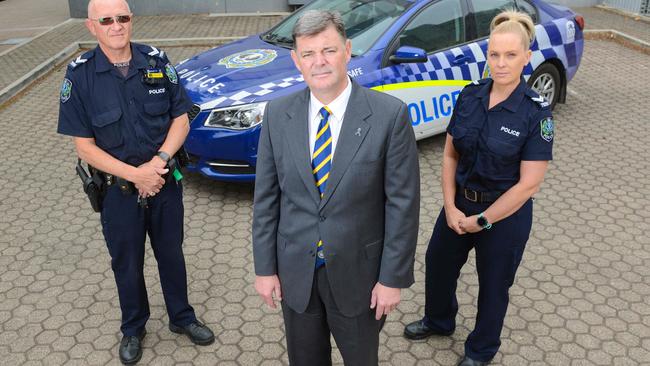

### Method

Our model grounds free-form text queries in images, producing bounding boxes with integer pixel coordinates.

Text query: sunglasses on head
[93,14,132,26]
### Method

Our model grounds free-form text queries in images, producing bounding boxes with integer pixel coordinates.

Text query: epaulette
[460,78,488,94]
[525,89,550,109]
[470,78,489,86]
[68,49,95,70]
[135,43,166,60]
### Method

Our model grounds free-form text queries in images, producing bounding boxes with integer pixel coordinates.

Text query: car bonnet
[176,35,303,109]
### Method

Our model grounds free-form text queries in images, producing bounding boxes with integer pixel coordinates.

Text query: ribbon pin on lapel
[355,128,362,136]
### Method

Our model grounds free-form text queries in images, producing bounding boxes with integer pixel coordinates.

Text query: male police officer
[57,0,213,364]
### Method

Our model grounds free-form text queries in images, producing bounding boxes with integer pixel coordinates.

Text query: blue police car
[177,0,584,182]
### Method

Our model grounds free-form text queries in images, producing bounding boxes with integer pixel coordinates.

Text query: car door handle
[452,55,470,65]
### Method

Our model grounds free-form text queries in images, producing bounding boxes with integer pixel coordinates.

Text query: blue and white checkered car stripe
[199,75,305,110]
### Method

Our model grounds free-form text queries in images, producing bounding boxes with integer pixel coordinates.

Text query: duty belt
[461,187,504,204]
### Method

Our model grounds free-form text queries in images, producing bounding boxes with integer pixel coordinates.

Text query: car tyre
[528,63,561,109]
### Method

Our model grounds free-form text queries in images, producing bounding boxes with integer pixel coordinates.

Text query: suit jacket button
[319,216,326,222]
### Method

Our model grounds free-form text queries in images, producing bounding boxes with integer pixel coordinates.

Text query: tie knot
[319,106,331,121]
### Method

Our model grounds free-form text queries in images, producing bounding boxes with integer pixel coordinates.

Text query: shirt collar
[95,43,149,73]
[309,77,353,122]
[477,76,527,112]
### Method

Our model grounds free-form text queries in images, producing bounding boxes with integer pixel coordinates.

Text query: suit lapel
[319,82,372,210]
[285,88,321,205]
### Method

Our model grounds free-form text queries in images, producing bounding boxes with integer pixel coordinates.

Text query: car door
[378,0,482,140]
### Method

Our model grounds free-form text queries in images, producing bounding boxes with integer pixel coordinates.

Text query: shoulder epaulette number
[68,51,94,69]
[147,46,166,60]
[529,94,550,108]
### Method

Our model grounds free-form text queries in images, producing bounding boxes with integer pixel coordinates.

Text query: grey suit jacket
[253,81,420,317]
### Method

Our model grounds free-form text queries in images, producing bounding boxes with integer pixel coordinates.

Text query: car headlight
[204,102,267,130]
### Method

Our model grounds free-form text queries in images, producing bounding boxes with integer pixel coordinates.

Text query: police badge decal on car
[218,49,278,69]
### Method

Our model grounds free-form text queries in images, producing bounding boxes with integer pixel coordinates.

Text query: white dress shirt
[308,78,353,162]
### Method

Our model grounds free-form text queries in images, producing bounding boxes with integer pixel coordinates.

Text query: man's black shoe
[119,330,145,365]
[403,320,454,340]
[169,320,215,345]
[458,356,489,366]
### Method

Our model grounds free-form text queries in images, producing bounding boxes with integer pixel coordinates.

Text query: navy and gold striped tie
[312,106,332,268]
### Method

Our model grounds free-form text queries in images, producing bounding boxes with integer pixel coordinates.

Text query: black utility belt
[459,187,504,204]
[75,151,187,212]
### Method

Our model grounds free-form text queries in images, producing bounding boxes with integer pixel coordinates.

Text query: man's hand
[445,205,467,235]
[132,164,167,197]
[370,283,401,320]
[255,275,282,309]
[458,215,482,234]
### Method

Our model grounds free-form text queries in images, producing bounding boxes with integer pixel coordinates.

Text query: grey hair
[292,10,346,47]
[88,0,131,18]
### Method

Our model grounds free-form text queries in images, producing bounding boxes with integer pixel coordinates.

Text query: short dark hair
[292,10,346,47]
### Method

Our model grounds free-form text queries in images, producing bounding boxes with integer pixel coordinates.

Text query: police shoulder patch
[60,78,72,103]
[165,63,178,84]
[540,117,554,142]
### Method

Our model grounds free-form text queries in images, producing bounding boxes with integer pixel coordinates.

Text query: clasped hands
[255,275,401,320]
[133,155,168,198]
[446,206,483,235]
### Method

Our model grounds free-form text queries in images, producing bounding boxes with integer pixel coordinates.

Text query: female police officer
[403,10,554,366]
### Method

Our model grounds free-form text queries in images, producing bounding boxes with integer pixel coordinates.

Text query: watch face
[477,216,487,227]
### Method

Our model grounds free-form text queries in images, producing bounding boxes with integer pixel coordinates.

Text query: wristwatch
[477,212,492,230]
[157,151,171,163]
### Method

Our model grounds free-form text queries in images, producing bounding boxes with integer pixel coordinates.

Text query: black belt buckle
[464,188,478,202]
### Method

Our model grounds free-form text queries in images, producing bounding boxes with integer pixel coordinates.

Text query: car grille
[187,104,201,124]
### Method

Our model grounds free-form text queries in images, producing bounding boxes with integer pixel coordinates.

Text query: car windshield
[262,0,414,56]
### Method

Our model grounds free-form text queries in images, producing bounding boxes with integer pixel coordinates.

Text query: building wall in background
[551,0,601,6]
[68,0,305,18]
[603,0,648,14]
[71,0,650,19]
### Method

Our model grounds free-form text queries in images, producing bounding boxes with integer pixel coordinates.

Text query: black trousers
[423,196,533,362]
[282,267,385,366]
[100,181,196,336]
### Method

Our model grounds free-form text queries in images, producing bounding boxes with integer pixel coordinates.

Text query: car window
[469,0,516,39]
[516,0,539,24]
[396,0,465,54]
[262,0,413,55]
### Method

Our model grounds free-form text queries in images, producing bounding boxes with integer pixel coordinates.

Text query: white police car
[178,0,584,182]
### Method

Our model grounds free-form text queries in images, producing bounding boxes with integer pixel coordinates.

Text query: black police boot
[119,330,145,365]
[403,319,454,340]
[458,356,489,366]
[169,320,215,345]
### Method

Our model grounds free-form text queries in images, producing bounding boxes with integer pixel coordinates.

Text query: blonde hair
[490,10,535,50]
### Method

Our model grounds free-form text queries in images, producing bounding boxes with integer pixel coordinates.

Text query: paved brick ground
[0,14,285,92]
[0,38,649,365]
[577,6,650,42]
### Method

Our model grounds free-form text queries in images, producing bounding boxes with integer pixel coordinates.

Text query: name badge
[146,69,164,79]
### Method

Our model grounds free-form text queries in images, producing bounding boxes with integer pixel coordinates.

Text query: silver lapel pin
[355,128,362,136]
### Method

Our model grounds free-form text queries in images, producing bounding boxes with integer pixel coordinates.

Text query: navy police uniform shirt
[57,43,191,166]
[447,77,554,192]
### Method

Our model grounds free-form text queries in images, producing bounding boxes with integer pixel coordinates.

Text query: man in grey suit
[253,10,420,365]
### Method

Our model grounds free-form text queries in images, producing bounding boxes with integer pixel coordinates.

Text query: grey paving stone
[0,12,649,366]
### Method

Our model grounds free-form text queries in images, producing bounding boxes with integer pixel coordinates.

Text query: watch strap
[478,212,492,230]
[157,151,171,162]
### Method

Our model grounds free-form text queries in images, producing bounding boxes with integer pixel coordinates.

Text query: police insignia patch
[218,49,278,69]
[540,117,554,142]
[60,78,72,103]
[165,63,178,84]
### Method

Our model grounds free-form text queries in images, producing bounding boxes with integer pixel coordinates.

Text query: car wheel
[528,63,561,109]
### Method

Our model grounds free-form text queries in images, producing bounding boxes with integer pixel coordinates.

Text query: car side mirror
[389,46,428,64]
